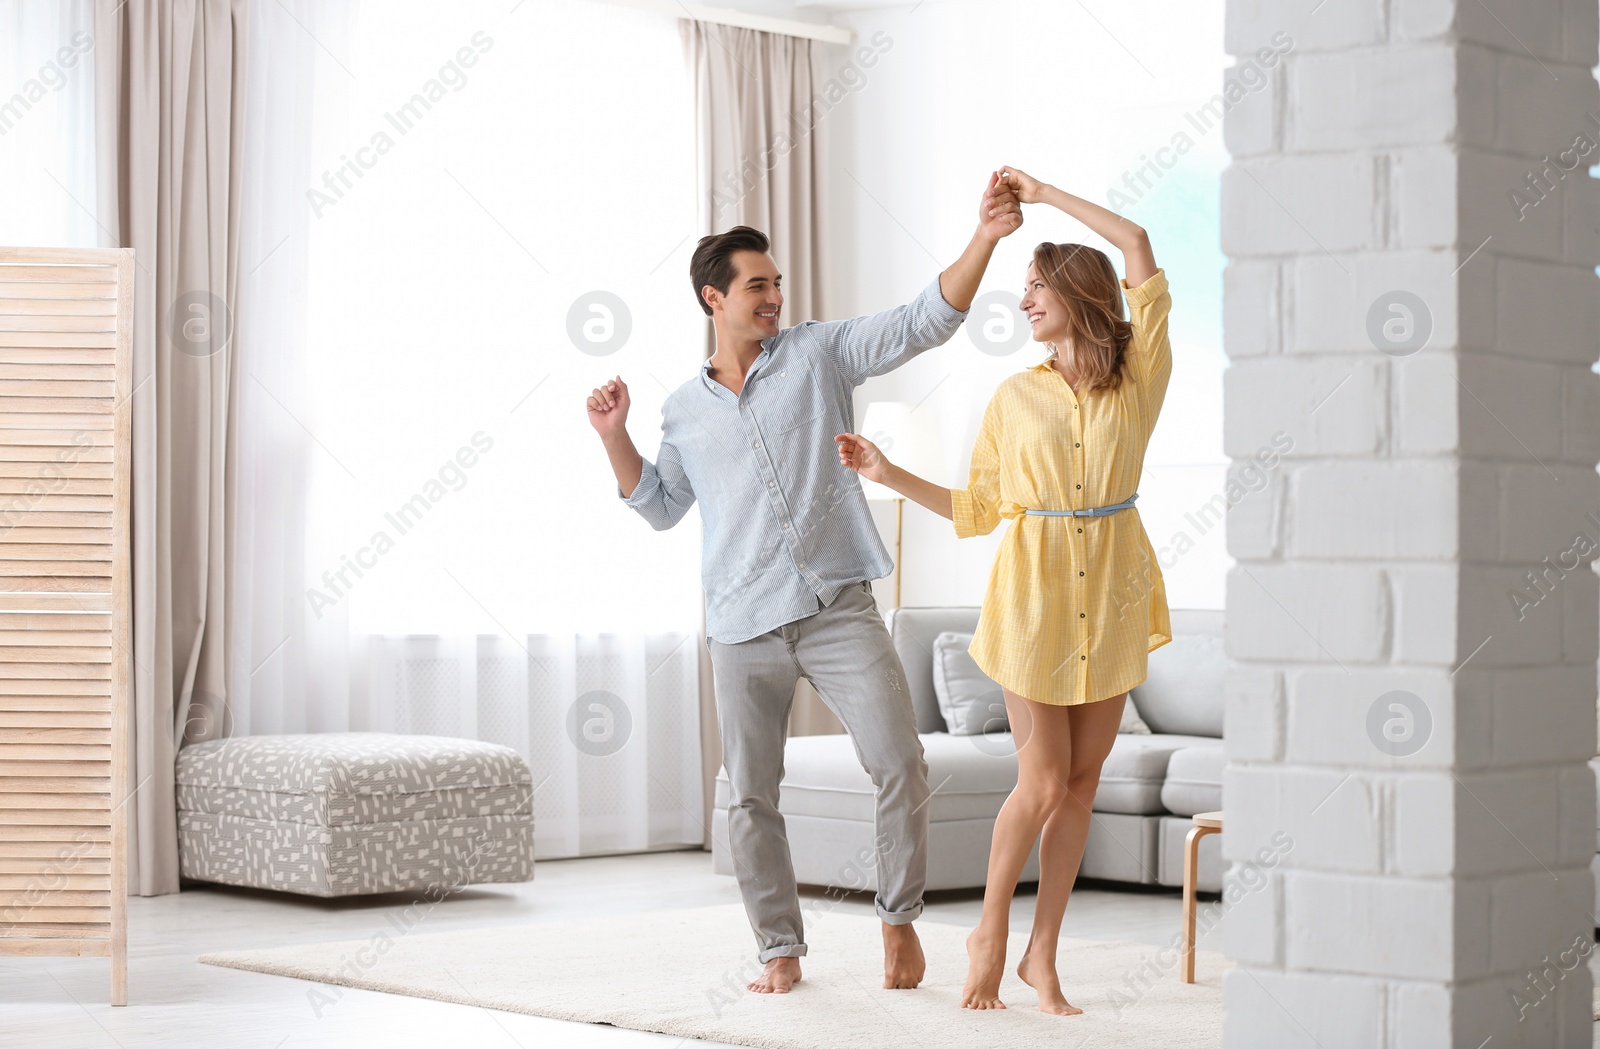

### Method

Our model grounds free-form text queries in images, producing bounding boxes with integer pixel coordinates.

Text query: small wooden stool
[1181,810,1224,983]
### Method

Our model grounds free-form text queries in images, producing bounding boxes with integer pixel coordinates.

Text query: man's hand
[978,171,1023,243]
[998,166,1046,205]
[586,376,631,440]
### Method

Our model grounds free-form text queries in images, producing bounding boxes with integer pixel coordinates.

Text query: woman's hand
[999,166,1046,205]
[835,432,892,485]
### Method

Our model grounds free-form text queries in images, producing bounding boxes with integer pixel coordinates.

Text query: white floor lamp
[858,401,944,608]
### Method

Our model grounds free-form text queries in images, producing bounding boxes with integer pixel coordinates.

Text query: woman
[835,166,1172,1015]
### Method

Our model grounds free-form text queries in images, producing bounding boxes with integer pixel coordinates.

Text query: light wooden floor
[1,850,1593,1047]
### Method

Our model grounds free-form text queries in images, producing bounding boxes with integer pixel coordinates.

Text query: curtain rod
[587,0,855,45]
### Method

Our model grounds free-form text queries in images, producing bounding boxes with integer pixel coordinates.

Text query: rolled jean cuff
[758,942,808,963]
[876,899,923,926]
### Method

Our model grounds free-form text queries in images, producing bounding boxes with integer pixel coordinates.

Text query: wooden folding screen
[0,247,133,1004]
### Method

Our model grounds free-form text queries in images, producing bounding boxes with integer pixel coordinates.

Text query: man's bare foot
[748,956,802,994]
[960,927,1008,1009]
[882,922,926,989]
[1017,950,1082,1016]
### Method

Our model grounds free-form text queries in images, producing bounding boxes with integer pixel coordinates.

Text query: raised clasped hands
[997,165,1045,205]
[979,171,1024,243]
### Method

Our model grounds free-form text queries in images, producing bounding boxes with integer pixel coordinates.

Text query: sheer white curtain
[0,0,98,248]
[233,0,704,858]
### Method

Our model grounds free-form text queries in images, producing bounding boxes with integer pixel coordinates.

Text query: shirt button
[798,561,807,569]
[754,441,762,449]
[1077,527,1083,533]
[1080,655,1086,661]
[1076,484,1081,489]
[782,522,791,530]
[1075,442,1081,447]
[1079,612,1086,618]
[1078,571,1085,577]
[780,370,787,377]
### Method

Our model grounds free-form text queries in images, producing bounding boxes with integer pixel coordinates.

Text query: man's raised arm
[939,170,1023,312]
[822,171,1023,385]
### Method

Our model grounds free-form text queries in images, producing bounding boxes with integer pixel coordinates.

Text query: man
[585,174,1022,993]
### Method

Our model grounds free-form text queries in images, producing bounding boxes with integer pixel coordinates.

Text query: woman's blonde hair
[1032,242,1134,394]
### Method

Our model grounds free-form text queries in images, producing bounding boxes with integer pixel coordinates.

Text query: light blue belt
[1023,493,1139,518]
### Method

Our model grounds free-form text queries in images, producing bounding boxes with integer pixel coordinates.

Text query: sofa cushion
[886,607,981,734]
[1118,697,1152,734]
[1131,634,1226,737]
[931,631,1008,735]
[716,729,1217,823]
[716,732,1019,823]
[1160,743,1225,817]
[1156,813,1223,891]
[1096,733,1219,815]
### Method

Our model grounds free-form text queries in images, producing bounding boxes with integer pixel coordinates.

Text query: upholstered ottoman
[176,733,535,897]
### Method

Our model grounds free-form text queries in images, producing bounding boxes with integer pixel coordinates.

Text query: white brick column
[1220,1,1600,1046]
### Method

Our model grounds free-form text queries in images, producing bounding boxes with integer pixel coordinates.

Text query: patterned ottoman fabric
[177,734,535,897]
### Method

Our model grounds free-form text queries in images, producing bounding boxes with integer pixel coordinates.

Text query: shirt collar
[700,341,775,385]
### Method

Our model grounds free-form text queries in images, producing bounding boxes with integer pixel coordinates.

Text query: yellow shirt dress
[950,268,1173,706]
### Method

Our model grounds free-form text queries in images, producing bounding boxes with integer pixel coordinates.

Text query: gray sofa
[711,608,1227,893]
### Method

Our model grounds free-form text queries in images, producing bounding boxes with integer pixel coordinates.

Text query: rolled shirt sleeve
[951,397,1002,539]
[620,440,695,531]
[1121,268,1171,387]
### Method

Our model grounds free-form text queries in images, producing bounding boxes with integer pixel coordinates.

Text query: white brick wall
[1221,0,1598,1044]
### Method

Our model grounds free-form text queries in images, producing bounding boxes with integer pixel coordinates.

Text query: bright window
[302,0,702,637]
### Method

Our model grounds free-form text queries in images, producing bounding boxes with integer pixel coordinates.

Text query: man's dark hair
[689,226,771,316]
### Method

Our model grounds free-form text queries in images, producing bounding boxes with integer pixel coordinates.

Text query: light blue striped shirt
[622,278,966,643]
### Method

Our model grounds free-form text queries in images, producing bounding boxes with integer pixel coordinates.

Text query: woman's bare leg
[1017,692,1126,1014]
[960,688,1075,1009]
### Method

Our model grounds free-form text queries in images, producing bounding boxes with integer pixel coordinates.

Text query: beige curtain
[94,0,246,895]
[681,20,844,846]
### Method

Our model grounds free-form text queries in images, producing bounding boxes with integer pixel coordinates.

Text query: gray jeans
[708,580,930,963]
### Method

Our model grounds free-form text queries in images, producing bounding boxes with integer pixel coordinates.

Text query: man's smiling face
[710,250,783,342]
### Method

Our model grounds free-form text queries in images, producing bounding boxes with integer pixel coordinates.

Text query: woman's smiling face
[1021,261,1069,346]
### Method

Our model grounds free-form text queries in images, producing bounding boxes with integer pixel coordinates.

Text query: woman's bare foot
[748,956,802,994]
[960,927,1008,1009]
[882,922,926,989]
[1017,950,1081,1016]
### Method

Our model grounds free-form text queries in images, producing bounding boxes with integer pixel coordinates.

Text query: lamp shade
[857,400,945,501]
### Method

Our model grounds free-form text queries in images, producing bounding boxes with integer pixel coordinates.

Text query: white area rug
[200,903,1226,1048]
